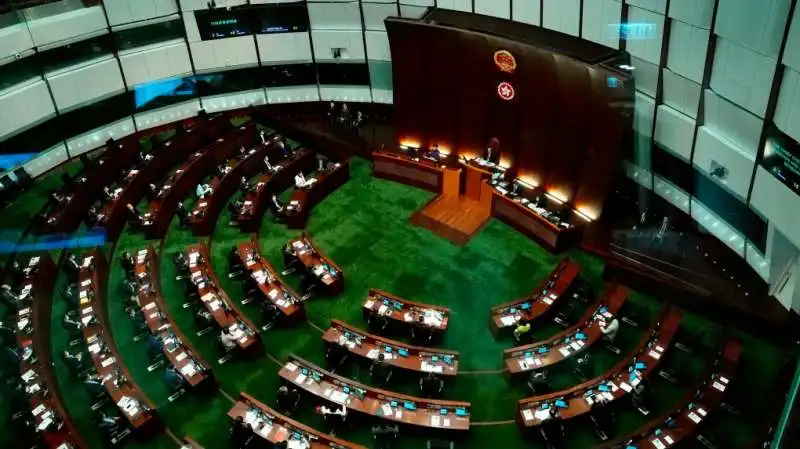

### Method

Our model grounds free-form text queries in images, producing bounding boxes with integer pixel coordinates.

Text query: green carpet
[2,154,792,449]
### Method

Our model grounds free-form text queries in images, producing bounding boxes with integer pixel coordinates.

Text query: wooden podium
[410,163,492,245]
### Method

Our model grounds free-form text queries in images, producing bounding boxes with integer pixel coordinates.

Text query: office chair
[527,370,551,395]
[325,344,349,372]
[573,353,593,381]
[411,325,434,344]
[367,312,389,334]
[370,355,393,385]
[260,302,282,331]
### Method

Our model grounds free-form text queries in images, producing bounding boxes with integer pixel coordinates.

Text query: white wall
[26,6,107,49]
[0,23,35,62]
[542,0,580,37]
[119,40,193,87]
[190,36,260,73]
[256,33,313,64]
[0,79,58,140]
[66,117,136,156]
[134,98,202,131]
[45,56,126,113]
[201,88,267,113]
[311,30,366,62]
[265,86,321,104]
[104,0,179,26]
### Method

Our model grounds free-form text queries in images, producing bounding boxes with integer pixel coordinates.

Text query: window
[262,64,317,87]
[113,18,185,51]
[134,76,199,112]
[652,143,693,193]
[0,57,41,91]
[317,63,370,86]
[57,91,135,138]
[36,34,115,73]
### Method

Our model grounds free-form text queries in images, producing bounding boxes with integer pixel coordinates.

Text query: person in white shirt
[294,173,307,188]
[220,328,238,350]
[271,194,284,214]
[263,156,274,172]
[259,130,267,145]
[600,317,619,343]
[196,184,211,198]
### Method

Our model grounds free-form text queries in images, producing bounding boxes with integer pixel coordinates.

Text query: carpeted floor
[2,148,791,449]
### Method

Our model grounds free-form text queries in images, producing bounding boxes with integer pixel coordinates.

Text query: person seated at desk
[87,205,101,225]
[126,203,144,229]
[527,370,551,395]
[317,403,347,434]
[419,372,444,398]
[540,407,566,449]
[316,154,330,172]
[50,190,66,204]
[61,348,86,373]
[217,163,233,177]
[370,353,393,385]
[425,144,442,162]
[137,150,153,165]
[228,246,243,274]
[145,183,159,201]
[263,155,277,173]
[259,129,268,145]
[176,201,190,227]
[513,321,532,342]
[276,385,301,414]
[103,186,117,201]
[164,366,186,393]
[120,251,135,277]
[196,183,212,199]
[600,317,619,344]
[228,200,244,226]
[239,176,252,194]
[589,395,613,441]
[219,327,239,352]
[270,194,285,217]
[277,138,292,159]
[483,140,500,165]
[230,415,254,448]
[631,378,652,413]
[96,411,123,434]
[294,172,315,189]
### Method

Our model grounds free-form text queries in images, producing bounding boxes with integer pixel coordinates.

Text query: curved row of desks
[94,113,234,241]
[189,129,281,236]
[133,246,213,387]
[489,258,580,336]
[503,282,628,376]
[237,238,306,323]
[228,392,367,449]
[143,121,257,239]
[279,354,472,431]
[284,158,351,229]
[285,234,345,296]
[237,147,316,232]
[77,250,159,433]
[15,254,87,448]
[185,242,263,355]
[516,304,682,432]
[364,288,450,334]
[322,319,460,376]
[598,339,742,449]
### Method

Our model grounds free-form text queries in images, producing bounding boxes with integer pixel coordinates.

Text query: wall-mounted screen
[195,3,308,41]
[762,125,800,194]
[252,3,308,34]
[195,8,252,40]
[134,77,199,111]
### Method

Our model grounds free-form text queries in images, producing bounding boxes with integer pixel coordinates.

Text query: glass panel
[317,63,370,85]
[133,76,199,112]
[37,33,114,73]
[252,2,309,34]
[0,57,42,91]
[113,18,185,51]
[194,67,264,96]
[262,64,317,87]
[55,91,135,139]
[368,60,392,90]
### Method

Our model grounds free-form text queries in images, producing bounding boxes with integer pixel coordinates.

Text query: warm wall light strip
[516,178,537,189]
[573,209,594,221]
[545,192,565,205]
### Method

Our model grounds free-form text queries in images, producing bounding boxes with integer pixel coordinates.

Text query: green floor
[2,155,792,449]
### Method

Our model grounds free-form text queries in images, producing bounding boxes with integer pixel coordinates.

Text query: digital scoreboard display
[195,3,308,41]
[762,126,800,194]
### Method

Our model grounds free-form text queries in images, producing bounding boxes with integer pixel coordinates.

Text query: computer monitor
[554,399,568,408]
[509,308,517,313]
[393,301,403,310]
[634,361,646,370]
[540,403,550,410]
[385,346,393,353]
[520,302,531,310]
[537,346,550,354]
[300,368,308,375]
[398,348,409,357]
[343,386,350,393]
[575,332,587,340]
[439,408,448,415]
[432,356,439,362]
[455,407,468,416]
[390,401,398,407]
[403,401,416,410]
[443,356,453,365]
[598,384,611,393]
[524,351,533,358]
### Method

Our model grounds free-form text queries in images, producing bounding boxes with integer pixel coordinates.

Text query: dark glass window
[133,76,199,112]
[193,67,264,96]
[0,116,62,156]
[252,2,308,34]
[113,18,185,51]
[652,143,694,193]
[761,124,800,194]
[317,63,371,86]
[194,8,252,40]
[262,64,317,87]
[693,169,767,252]
[56,91,135,139]
[0,57,41,91]
[36,34,115,73]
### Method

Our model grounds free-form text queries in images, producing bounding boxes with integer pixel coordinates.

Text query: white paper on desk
[331,391,348,404]
[258,423,272,438]
[144,302,156,311]
[18,307,31,316]
[648,350,662,360]
[285,362,297,372]
[323,388,333,397]
[430,415,441,426]
[38,417,53,431]
[32,403,46,416]
[603,392,614,402]
[542,297,553,305]
[718,376,729,384]
[201,292,215,302]
[80,279,92,287]
[570,341,583,351]
[652,438,666,449]
[22,369,36,381]
[696,407,707,417]
[584,395,594,406]
[364,299,374,309]
[88,343,101,354]
[381,404,393,416]
[533,358,543,366]
[81,315,93,326]
[559,347,571,357]
[268,289,279,299]
[534,409,550,420]
[180,364,197,377]
[209,300,220,312]
[101,357,115,368]
[80,290,88,299]
[403,312,413,322]
[238,336,248,345]
[664,435,674,445]
[500,316,516,326]
[518,360,528,370]
[17,318,29,330]
[29,256,40,266]
[378,305,388,314]
[367,349,379,360]
[295,373,307,384]
[522,409,534,421]
[619,382,632,392]
[688,412,701,423]
[712,381,726,392]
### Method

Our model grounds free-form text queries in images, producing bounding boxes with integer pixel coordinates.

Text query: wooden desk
[490,259,580,336]
[133,246,212,388]
[462,160,493,202]
[236,238,305,323]
[363,289,449,334]
[77,250,158,432]
[237,148,315,233]
[516,305,682,431]
[492,192,583,252]
[279,355,471,431]
[143,122,256,239]
[285,234,344,296]
[15,254,87,448]
[598,340,742,449]
[323,320,459,376]
[228,392,368,449]
[372,151,445,193]
[94,114,233,242]
[186,243,262,355]
[503,283,628,376]
[187,125,266,236]
[284,159,351,229]
[46,136,141,234]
